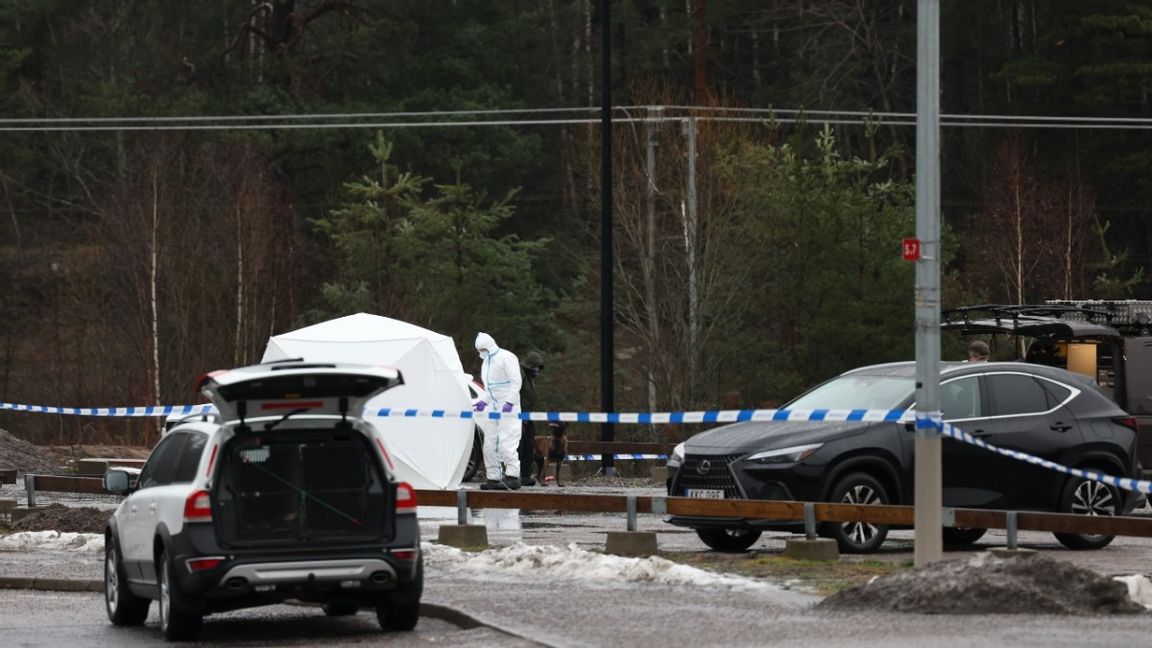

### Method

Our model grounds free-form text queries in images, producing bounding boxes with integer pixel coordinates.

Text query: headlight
[746,443,823,465]
[667,442,686,468]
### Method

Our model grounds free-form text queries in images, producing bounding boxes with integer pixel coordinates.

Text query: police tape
[0,402,214,417]
[2,400,1149,494]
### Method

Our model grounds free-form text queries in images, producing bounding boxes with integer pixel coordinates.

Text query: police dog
[533,421,569,486]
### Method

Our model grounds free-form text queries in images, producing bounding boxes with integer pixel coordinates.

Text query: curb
[0,576,101,592]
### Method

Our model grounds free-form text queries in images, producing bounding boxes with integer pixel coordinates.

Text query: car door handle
[970,429,992,438]
[1050,422,1072,433]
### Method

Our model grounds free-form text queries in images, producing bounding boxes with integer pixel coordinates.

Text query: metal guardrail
[20,475,1152,548]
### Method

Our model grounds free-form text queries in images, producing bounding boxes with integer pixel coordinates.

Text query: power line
[4,105,1152,132]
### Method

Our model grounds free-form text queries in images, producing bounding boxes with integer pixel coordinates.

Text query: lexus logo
[697,459,712,475]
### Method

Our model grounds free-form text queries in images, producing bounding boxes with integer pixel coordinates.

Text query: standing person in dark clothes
[518,352,544,486]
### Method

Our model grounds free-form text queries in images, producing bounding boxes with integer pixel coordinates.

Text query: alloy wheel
[1071,479,1116,540]
[839,483,882,545]
[105,546,119,613]
[159,560,171,631]
[1070,479,1116,517]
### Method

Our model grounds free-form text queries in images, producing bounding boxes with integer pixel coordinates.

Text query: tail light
[183,490,213,523]
[1114,417,1140,434]
[396,482,417,514]
[186,557,224,571]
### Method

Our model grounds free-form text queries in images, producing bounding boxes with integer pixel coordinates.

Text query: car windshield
[785,375,914,411]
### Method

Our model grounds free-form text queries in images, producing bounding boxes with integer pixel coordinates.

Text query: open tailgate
[198,362,403,424]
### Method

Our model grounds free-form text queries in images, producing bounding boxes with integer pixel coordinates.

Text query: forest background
[1,1,1150,446]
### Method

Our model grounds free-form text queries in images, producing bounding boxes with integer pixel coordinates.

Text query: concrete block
[10,507,47,523]
[605,531,658,557]
[650,466,668,482]
[75,459,109,476]
[782,537,839,561]
[989,547,1039,559]
[437,524,489,549]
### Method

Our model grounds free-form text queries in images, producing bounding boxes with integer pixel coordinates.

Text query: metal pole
[1006,511,1018,550]
[599,0,616,476]
[456,489,468,526]
[913,0,943,567]
[25,474,35,508]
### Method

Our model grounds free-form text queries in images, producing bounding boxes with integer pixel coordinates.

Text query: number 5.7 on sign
[902,238,921,261]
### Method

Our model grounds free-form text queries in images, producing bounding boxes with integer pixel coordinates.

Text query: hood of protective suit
[475,332,499,354]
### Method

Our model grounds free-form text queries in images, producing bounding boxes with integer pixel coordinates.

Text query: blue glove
[473,401,487,412]
[501,402,514,413]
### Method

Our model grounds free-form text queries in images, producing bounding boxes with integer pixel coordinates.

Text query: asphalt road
[5,482,1152,646]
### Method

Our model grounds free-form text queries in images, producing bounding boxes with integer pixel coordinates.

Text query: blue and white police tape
[567,454,668,462]
[374,407,909,424]
[0,402,214,417]
[3,399,1149,495]
[937,418,1152,495]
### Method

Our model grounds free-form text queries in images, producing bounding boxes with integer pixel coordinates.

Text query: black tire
[104,536,150,626]
[821,472,890,554]
[695,528,762,552]
[158,549,202,642]
[462,426,483,482]
[377,558,422,632]
[1054,476,1118,550]
[942,527,987,546]
[321,603,359,616]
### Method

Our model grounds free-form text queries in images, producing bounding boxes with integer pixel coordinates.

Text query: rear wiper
[264,408,309,431]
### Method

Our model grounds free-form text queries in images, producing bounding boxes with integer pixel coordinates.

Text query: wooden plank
[816,502,916,526]
[664,497,806,520]
[30,475,107,495]
[561,440,674,455]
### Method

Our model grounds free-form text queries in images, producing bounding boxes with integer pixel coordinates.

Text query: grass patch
[660,551,913,596]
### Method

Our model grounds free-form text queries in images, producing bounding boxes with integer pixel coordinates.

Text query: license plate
[685,489,725,499]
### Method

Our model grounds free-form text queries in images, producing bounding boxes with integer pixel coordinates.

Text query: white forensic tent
[261,313,473,490]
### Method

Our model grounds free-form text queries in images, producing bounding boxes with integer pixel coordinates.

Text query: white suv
[102,361,423,641]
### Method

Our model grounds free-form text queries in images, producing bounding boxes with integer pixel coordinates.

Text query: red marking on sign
[902,238,921,261]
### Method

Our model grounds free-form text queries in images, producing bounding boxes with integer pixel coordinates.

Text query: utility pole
[599,0,615,475]
[913,0,942,567]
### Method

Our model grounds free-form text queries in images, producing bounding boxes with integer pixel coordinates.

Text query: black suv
[103,361,423,641]
[666,361,1140,553]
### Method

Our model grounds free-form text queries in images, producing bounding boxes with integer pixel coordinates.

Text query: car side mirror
[104,469,133,495]
[903,421,915,433]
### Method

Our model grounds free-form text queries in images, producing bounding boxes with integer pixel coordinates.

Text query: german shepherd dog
[533,421,569,486]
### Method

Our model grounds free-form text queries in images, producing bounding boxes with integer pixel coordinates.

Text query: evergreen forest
[2,1,1151,445]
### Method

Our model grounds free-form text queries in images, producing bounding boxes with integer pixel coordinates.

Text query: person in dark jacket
[518,351,544,486]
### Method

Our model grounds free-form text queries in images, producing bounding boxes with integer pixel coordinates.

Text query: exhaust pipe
[370,571,393,585]
[226,577,248,591]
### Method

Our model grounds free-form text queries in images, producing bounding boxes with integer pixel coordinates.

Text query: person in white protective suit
[474,332,524,490]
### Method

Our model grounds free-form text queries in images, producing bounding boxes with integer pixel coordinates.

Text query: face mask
[478,349,489,360]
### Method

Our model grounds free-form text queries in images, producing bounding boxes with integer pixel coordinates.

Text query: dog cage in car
[214,431,392,546]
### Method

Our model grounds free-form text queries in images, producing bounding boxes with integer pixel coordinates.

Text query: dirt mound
[817,552,1145,615]
[11,503,113,534]
[0,428,67,475]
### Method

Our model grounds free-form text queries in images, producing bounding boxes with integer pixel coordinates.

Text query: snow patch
[0,531,104,552]
[424,541,776,591]
[1114,575,1152,610]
